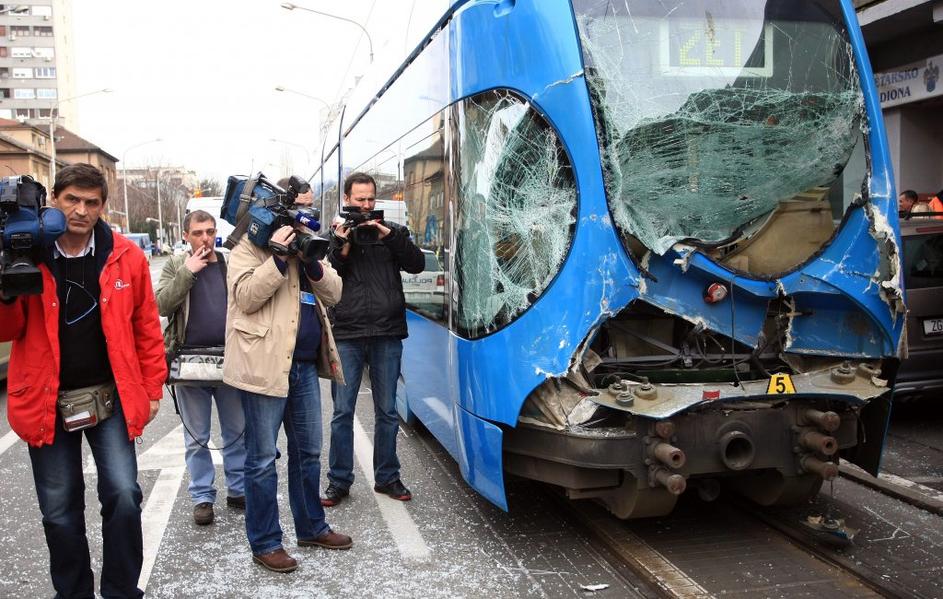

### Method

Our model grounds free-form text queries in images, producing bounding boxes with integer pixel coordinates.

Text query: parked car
[896,217,943,399]
[402,249,445,320]
[124,233,153,264]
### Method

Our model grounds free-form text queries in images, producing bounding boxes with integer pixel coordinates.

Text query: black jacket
[327,221,424,340]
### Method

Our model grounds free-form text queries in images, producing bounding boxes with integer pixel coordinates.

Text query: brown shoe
[298,529,353,550]
[252,548,298,573]
[193,502,214,526]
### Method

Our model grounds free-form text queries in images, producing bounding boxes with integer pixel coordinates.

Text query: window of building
[11,47,32,58]
[0,68,8,79]
[32,47,53,59]
[33,67,55,78]
[0,47,8,58]
[30,6,52,17]
[13,87,35,99]
[12,67,32,78]
[11,26,30,37]
[36,108,50,117]
[15,108,32,119]
[36,87,55,99]
[34,26,53,37]
[0,109,12,119]
[0,88,9,99]
[0,26,6,37]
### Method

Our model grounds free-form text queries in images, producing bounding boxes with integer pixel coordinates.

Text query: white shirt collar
[54,233,96,259]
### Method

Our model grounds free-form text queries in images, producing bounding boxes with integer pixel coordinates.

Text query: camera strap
[223,175,259,250]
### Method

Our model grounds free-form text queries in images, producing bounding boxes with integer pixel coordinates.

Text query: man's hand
[147,400,160,424]
[271,225,296,263]
[361,220,391,239]
[184,246,211,274]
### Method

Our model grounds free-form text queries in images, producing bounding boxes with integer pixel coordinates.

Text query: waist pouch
[169,346,225,387]
[57,381,117,433]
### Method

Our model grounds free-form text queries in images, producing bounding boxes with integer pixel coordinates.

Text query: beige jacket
[223,237,345,397]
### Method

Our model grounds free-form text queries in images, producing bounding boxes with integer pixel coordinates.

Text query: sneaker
[298,529,353,550]
[226,495,246,510]
[374,479,412,501]
[320,483,349,507]
[252,548,298,573]
[193,502,214,525]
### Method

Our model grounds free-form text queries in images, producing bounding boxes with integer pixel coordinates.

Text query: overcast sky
[70,0,436,186]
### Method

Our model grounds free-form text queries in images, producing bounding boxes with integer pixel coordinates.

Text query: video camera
[339,206,385,245]
[221,173,329,262]
[0,175,66,297]
[266,176,329,261]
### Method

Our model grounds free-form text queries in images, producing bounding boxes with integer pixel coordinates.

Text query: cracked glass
[574,0,866,256]
[452,90,577,338]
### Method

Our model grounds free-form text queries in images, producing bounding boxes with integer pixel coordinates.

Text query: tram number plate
[924,318,943,336]
[767,373,796,395]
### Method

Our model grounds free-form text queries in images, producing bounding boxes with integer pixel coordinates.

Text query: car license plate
[924,318,943,336]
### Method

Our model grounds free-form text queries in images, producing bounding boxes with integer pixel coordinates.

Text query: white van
[184,196,234,249]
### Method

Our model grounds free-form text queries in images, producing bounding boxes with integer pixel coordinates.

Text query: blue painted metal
[390,0,904,511]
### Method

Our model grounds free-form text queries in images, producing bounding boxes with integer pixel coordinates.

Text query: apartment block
[0,0,76,127]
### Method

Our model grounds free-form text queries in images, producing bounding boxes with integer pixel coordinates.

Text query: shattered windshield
[574,0,866,255]
[453,90,577,338]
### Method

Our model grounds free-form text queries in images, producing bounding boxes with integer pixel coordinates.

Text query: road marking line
[0,430,20,457]
[138,466,185,591]
[352,414,430,562]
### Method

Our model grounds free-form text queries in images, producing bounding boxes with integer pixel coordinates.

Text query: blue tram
[316,0,904,517]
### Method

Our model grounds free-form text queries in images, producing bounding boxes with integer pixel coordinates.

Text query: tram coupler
[651,441,686,469]
[800,408,841,432]
[651,467,686,495]
[798,430,838,456]
[800,455,839,480]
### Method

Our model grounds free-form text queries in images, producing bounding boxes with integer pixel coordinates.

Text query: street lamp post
[48,88,112,183]
[121,138,161,233]
[269,137,312,171]
[155,167,164,252]
[279,3,374,63]
[274,86,332,141]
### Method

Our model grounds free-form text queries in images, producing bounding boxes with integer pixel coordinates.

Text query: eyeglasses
[63,279,98,325]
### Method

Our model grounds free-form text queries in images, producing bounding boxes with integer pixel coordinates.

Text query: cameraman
[223,178,351,573]
[0,164,166,598]
[322,172,424,507]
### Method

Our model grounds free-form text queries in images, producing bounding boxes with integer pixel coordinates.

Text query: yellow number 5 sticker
[767,373,796,395]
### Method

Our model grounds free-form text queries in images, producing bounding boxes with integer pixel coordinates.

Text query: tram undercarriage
[503,301,892,518]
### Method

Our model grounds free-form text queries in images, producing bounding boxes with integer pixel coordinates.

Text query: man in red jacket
[0,164,166,599]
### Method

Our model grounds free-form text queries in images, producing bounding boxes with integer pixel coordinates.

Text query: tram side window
[401,115,448,323]
[451,90,577,339]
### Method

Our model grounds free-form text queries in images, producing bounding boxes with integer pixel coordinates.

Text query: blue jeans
[241,360,329,555]
[175,384,246,504]
[328,336,403,490]
[27,397,144,599]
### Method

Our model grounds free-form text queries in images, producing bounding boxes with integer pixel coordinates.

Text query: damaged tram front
[503,0,905,518]
[333,0,905,520]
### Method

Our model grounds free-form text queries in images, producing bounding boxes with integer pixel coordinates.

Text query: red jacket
[0,229,167,446]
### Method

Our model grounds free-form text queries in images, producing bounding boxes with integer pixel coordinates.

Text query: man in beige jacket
[223,186,350,573]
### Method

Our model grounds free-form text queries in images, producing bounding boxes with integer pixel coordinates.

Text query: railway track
[550,470,943,599]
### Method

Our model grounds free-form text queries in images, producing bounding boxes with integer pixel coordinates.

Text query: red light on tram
[703,282,728,304]
[702,390,721,401]
[435,274,445,288]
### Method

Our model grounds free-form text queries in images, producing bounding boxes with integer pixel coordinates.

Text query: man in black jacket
[322,172,424,507]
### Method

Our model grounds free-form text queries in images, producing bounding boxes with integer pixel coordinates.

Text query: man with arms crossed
[157,209,246,526]
[0,163,166,598]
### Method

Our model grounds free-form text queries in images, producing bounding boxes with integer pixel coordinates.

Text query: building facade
[857,0,943,200]
[0,0,76,127]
